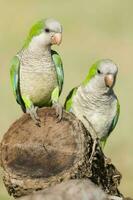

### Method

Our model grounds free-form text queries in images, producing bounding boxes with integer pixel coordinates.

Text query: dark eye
[45,28,50,33]
[97,69,101,74]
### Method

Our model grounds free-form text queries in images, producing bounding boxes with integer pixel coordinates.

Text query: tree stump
[0,108,122,198]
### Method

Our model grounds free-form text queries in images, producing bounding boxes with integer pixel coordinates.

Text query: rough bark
[0,108,122,198]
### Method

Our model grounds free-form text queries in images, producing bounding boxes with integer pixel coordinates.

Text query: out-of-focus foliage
[0,0,133,199]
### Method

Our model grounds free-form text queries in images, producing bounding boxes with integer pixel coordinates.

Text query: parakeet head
[23,18,63,49]
[83,59,118,92]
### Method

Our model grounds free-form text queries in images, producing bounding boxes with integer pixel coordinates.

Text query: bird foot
[27,105,41,127]
[52,102,63,122]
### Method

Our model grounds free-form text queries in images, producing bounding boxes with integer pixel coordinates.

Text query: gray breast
[72,86,117,139]
[19,49,58,106]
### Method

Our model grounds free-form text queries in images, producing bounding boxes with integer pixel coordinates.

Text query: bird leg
[52,102,63,122]
[89,138,98,165]
[26,105,41,126]
[83,116,111,165]
[83,116,111,166]
[83,115,99,164]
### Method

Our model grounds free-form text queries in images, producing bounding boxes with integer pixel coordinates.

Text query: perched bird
[10,18,64,125]
[65,59,120,148]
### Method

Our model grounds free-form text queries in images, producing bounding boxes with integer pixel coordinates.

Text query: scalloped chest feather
[19,49,58,106]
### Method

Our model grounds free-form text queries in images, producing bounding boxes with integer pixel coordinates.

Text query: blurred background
[0,0,133,199]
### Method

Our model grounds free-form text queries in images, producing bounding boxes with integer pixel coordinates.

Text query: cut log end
[1,108,83,179]
[0,108,122,198]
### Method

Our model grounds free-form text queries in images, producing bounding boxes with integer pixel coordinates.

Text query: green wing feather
[108,99,120,134]
[100,99,120,149]
[10,55,26,112]
[51,50,64,95]
[64,87,78,112]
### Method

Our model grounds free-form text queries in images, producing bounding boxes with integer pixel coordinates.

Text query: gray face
[29,18,63,49]
[86,59,118,93]
[97,59,118,76]
[95,59,118,90]
[45,18,62,33]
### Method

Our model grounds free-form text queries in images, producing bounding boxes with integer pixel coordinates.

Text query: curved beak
[51,33,62,45]
[104,74,115,88]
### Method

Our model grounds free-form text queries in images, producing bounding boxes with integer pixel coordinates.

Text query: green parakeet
[65,59,120,148]
[10,18,64,125]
